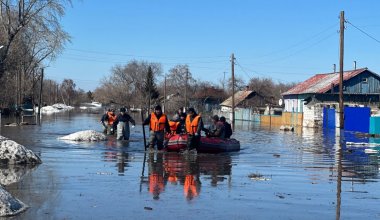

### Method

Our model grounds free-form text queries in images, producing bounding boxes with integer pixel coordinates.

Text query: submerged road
[0,112,379,219]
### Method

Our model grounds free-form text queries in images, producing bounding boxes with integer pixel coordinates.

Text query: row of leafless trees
[93,60,296,114]
[0,0,74,110]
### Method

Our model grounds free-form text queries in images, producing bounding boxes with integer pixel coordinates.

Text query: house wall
[338,71,380,93]
[303,104,323,127]
[283,94,308,113]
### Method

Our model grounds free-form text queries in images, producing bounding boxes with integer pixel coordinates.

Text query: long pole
[339,11,345,129]
[37,68,44,124]
[231,53,235,131]
[141,110,147,150]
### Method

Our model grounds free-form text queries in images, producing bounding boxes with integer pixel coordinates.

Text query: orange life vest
[186,115,201,135]
[184,174,198,198]
[150,113,167,131]
[169,121,179,134]
[107,112,116,125]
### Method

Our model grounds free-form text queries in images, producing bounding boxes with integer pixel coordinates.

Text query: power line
[66,48,229,60]
[346,19,380,44]
[246,23,339,61]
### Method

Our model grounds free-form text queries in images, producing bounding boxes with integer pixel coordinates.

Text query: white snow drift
[36,103,74,115]
[0,137,41,165]
[0,187,27,216]
[58,130,106,142]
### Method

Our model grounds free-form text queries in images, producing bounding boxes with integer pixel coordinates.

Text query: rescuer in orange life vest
[185,107,204,151]
[101,108,117,135]
[143,105,171,151]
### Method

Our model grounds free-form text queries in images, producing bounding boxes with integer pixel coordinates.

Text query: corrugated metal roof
[220,90,255,107]
[282,68,370,95]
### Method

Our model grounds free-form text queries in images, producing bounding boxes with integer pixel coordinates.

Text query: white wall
[303,104,323,127]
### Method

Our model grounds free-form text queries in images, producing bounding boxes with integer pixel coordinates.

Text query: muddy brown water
[0,112,380,219]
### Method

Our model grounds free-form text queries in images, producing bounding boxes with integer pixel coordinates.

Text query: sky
[47,0,380,91]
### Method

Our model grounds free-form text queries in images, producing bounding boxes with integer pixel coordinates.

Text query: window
[362,78,368,83]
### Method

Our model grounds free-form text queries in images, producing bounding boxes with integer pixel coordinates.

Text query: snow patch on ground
[0,136,42,165]
[36,103,74,115]
[58,130,107,142]
[0,186,28,216]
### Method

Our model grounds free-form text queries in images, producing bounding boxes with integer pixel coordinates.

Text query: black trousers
[187,134,200,150]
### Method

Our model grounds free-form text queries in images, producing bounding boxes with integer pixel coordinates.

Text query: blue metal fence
[323,107,336,128]
[344,107,370,133]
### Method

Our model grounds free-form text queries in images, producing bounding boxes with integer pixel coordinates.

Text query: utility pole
[231,53,235,131]
[185,68,188,109]
[37,68,44,124]
[339,11,345,129]
[223,71,226,91]
[163,75,166,112]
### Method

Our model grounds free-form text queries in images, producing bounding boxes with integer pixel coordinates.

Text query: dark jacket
[176,120,186,134]
[224,122,232,138]
[114,113,136,126]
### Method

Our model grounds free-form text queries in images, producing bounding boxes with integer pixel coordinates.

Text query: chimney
[353,61,357,70]
[333,64,336,73]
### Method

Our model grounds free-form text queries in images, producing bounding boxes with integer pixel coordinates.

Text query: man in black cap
[205,115,225,138]
[114,107,136,140]
[143,105,170,151]
[185,107,204,151]
[220,116,232,138]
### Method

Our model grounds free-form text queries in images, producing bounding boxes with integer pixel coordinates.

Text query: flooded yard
[1,112,380,219]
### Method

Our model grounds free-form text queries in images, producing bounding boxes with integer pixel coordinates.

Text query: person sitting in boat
[205,115,225,138]
[114,107,136,140]
[220,116,232,138]
[101,108,117,135]
[143,105,171,151]
[185,107,204,151]
[176,113,187,134]
[171,107,184,122]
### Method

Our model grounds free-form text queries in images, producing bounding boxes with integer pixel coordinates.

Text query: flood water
[1,112,380,219]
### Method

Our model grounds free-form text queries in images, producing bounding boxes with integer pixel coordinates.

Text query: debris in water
[144,207,153,211]
[365,149,378,154]
[96,172,113,175]
[248,173,271,181]
[273,154,281,158]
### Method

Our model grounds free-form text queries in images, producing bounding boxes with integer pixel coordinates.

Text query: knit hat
[120,107,126,112]
[155,105,162,111]
[212,115,219,121]
[187,107,196,114]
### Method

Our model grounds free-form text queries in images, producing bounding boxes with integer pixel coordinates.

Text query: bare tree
[0,0,71,77]
[93,60,162,108]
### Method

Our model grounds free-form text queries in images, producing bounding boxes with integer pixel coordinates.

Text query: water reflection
[102,137,131,176]
[137,152,232,201]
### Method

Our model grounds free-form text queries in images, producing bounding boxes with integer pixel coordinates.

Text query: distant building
[282,68,380,127]
[218,89,278,121]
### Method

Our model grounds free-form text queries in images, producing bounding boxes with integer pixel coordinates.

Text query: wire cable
[346,20,380,44]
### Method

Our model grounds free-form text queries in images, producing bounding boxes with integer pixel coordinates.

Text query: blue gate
[344,107,370,133]
[323,108,336,128]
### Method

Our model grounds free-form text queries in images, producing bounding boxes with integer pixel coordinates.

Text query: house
[218,89,277,121]
[282,68,380,127]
